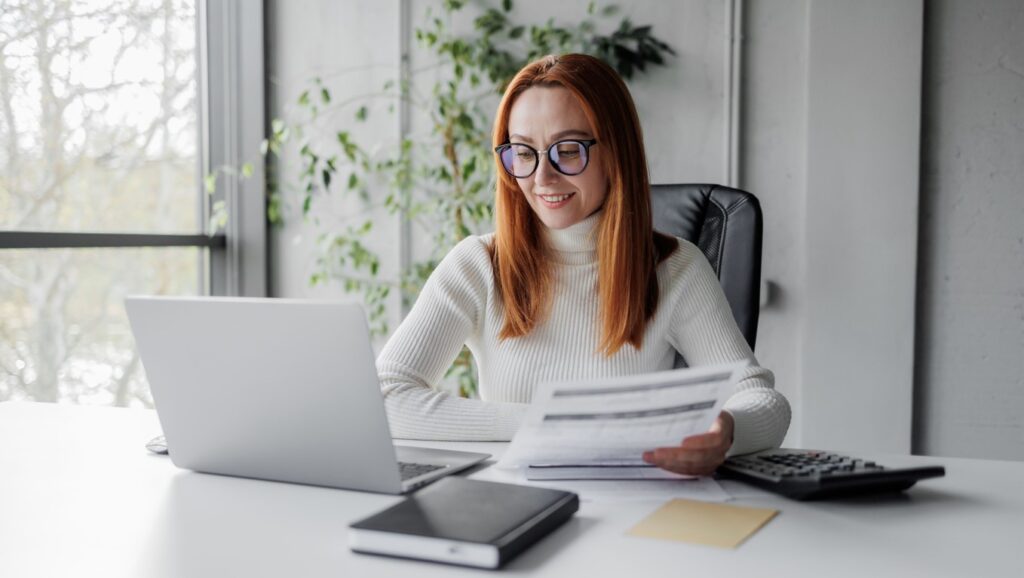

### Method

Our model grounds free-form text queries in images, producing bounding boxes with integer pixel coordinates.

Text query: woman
[376,54,790,476]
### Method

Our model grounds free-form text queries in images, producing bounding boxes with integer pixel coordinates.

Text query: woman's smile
[535,191,576,208]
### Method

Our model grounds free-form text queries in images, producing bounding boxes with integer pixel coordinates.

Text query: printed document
[498,362,746,474]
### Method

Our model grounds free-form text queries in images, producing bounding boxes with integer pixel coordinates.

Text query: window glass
[0,0,205,408]
[0,247,204,407]
[0,0,199,233]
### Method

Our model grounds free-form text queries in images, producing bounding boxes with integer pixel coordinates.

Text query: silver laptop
[125,296,489,494]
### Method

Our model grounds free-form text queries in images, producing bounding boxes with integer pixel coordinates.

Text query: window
[0,0,264,407]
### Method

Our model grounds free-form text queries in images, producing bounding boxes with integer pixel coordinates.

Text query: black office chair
[650,183,763,354]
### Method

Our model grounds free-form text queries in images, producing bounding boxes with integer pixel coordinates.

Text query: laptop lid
[126,296,408,493]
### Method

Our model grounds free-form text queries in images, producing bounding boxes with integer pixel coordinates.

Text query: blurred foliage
[214,0,674,397]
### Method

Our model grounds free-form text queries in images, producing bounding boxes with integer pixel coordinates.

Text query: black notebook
[348,477,579,569]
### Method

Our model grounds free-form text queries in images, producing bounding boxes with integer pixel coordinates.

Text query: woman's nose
[533,153,560,186]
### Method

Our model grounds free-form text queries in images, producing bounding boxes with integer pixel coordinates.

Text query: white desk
[1,402,1021,577]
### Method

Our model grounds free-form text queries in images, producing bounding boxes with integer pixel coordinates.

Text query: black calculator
[717,448,945,500]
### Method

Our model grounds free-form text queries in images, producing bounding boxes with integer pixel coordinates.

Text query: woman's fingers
[642,445,725,475]
[641,413,735,475]
[679,413,732,448]
[680,431,725,449]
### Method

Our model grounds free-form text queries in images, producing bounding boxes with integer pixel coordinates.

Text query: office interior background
[1,0,1021,462]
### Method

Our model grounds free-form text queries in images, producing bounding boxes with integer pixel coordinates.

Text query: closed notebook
[348,477,579,569]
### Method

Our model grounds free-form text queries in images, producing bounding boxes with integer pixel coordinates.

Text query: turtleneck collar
[543,210,602,265]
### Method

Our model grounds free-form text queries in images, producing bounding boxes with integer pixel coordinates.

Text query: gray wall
[266,0,746,372]
[265,0,402,319]
[265,0,1024,460]
[740,0,809,451]
[914,0,1024,460]
[400,0,736,272]
[742,0,923,453]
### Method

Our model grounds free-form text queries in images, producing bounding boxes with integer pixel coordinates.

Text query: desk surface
[1,402,1021,578]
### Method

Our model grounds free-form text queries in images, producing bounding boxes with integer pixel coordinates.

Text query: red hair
[490,54,677,355]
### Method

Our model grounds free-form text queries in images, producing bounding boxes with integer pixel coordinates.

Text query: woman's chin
[532,206,584,230]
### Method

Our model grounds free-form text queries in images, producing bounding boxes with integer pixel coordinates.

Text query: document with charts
[498,362,746,473]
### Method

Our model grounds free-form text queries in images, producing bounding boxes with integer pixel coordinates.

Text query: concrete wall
[266,0,1024,460]
[400,0,734,266]
[265,0,403,334]
[266,0,736,352]
[742,0,923,453]
[800,0,923,454]
[914,0,1024,460]
[740,0,809,448]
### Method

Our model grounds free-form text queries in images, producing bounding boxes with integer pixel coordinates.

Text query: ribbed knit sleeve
[666,241,792,456]
[376,237,528,441]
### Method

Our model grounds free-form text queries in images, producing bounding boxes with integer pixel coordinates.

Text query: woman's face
[506,86,609,230]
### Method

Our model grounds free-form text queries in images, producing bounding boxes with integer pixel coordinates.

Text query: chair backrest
[650,183,763,351]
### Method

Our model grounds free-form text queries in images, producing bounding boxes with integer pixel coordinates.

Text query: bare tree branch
[112,350,141,407]
[2,0,199,405]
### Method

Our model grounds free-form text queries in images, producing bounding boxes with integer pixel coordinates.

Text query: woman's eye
[516,152,533,160]
[557,149,580,158]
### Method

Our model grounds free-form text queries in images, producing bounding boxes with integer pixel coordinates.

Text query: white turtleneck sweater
[376,212,791,456]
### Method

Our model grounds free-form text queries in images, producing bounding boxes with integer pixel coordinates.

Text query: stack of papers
[498,362,747,479]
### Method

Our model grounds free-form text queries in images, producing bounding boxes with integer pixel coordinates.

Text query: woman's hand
[642,411,735,476]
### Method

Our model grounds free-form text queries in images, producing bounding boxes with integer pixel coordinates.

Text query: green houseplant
[213,0,674,396]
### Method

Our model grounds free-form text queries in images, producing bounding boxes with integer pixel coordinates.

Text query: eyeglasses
[494,139,598,179]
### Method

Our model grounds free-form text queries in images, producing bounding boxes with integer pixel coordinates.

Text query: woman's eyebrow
[509,129,591,143]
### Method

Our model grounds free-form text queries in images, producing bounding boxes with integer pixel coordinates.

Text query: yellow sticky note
[627,499,778,549]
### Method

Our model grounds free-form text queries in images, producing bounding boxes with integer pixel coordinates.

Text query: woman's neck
[543,210,601,265]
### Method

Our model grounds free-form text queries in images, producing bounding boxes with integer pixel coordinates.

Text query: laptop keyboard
[398,461,446,480]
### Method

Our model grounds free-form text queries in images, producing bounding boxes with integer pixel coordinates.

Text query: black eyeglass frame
[494,138,599,178]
